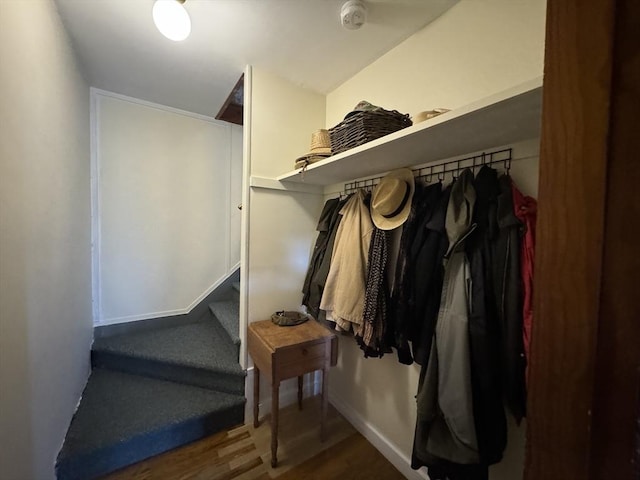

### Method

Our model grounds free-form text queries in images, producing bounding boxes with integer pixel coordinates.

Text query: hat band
[382,183,411,219]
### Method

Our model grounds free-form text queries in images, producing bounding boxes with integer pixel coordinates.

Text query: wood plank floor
[101,396,406,480]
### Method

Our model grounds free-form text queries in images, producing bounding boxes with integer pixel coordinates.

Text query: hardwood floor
[275,434,407,480]
[101,396,407,480]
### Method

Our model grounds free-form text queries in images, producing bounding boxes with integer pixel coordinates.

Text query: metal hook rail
[342,148,512,196]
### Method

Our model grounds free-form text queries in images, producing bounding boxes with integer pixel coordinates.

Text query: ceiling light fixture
[152,0,191,41]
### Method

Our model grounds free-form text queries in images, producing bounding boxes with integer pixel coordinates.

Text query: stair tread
[232,281,240,293]
[58,369,244,459]
[92,321,242,376]
[56,370,244,479]
[209,300,240,346]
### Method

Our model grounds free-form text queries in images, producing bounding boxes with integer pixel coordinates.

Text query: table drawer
[276,354,327,381]
[276,341,326,366]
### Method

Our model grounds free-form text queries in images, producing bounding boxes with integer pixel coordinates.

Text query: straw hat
[295,129,332,168]
[370,168,415,230]
[412,108,450,124]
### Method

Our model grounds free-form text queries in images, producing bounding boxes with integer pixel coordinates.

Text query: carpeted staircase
[56,281,244,480]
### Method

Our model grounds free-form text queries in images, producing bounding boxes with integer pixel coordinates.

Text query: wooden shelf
[276,77,543,186]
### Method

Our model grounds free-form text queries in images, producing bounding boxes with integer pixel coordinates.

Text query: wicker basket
[329,109,412,155]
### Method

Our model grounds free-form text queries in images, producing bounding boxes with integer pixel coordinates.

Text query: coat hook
[504,157,511,174]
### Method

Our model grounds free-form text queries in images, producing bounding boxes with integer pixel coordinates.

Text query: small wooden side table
[248,319,337,468]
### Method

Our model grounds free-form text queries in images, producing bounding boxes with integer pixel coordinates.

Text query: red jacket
[511,183,537,384]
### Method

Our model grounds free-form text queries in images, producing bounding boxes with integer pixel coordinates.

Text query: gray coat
[415,169,479,465]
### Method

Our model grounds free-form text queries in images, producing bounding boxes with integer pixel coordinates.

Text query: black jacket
[466,166,507,465]
[390,182,442,364]
[494,175,526,422]
[409,185,451,366]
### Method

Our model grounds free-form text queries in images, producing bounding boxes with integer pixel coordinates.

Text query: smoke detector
[341,0,367,30]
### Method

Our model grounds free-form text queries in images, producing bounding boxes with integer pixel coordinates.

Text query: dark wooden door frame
[525,0,640,478]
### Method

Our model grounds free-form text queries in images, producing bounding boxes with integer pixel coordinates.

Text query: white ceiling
[54,0,457,118]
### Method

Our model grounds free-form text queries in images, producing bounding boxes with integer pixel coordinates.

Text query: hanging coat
[320,189,374,333]
[313,195,351,325]
[302,197,343,319]
[413,169,480,467]
[511,183,537,384]
[494,175,526,422]
[390,181,443,364]
[465,166,507,465]
[409,185,451,367]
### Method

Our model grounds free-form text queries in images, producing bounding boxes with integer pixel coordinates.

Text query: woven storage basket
[329,109,412,155]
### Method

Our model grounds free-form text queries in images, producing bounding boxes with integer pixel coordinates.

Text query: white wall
[324,1,546,478]
[247,68,326,319]
[0,1,93,478]
[327,0,547,126]
[244,67,326,401]
[93,92,241,325]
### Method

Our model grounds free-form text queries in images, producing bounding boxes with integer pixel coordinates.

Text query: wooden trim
[526,0,640,478]
[589,0,640,477]
[220,104,243,124]
[525,0,616,478]
[216,74,244,125]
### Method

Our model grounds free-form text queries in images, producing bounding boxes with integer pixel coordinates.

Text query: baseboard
[94,268,240,338]
[96,267,240,328]
[243,368,426,478]
[329,392,429,480]
[244,367,321,421]
[93,313,193,339]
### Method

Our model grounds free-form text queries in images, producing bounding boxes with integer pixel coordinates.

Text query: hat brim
[295,154,331,170]
[371,168,415,230]
[295,151,332,163]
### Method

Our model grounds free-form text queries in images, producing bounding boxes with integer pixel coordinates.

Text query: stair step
[232,281,240,293]
[209,299,240,349]
[56,369,245,480]
[92,321,244,395]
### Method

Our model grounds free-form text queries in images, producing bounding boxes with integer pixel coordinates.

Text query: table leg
[321,367,328,442]
[297,375,304,410]
[253,366,260,428]
[271,381,280,468]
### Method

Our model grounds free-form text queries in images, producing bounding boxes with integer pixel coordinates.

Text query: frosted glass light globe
[152,0,191,41]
